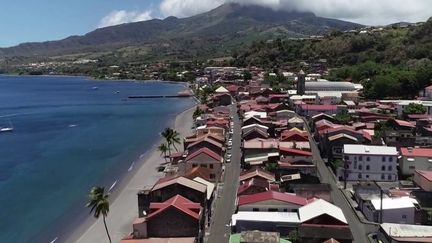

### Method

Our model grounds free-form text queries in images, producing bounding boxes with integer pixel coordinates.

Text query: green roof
[229,233,292,243]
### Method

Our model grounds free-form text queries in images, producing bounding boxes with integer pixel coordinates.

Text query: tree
[161,128,181,161]
[86,186,111,243]
[403,103,427,115]
[158,143,169,162]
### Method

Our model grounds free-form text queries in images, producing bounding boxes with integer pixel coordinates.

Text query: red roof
[394,119,415,128]
[237,178,270,195]
[183,167,212,181]
[300,104,338,111]
[148,195,201,220]
[280,130,309,142]
[185,147,222,162]
[416,170,432,182]
[240,168,275,182]
[400,147,432,157]
[279,147,312,157]
[238,191,310,206]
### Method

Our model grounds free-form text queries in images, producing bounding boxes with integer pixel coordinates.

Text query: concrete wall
[147,207,199,237]
[344,154,398,182]
[414,172,432,192]
[400,156,432,176]
[238,200,302,212]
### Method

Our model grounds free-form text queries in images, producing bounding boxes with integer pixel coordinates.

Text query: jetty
[128,90,193,99]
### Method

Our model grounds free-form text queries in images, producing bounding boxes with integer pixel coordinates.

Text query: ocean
[0,75,195,243]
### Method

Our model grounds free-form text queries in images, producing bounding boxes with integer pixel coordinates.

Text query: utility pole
[344,159,348,189]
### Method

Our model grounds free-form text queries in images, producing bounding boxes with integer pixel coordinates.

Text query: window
[200,164,207,168]
[268,208,278,212]
[388,174,392,180]
[366,165,370,171]
[381,174,385,180]
[366,157,370,161]
[209,164,214,169]
[389,157,393,162]
[402,215,407,219]
[366,175,370,179]
[388,166,392,171]
[283,209,288,212]
[358,173,362,179]
[359,165,363,170]
[344,156,349,160]
[354,161,357,169]
[382,157,386,162]
[382,165,386,171]
[210,174,215,179]
[359,156,363,161]
[252,208,259,212]
[192,164,198,168]
[409,166,416,170]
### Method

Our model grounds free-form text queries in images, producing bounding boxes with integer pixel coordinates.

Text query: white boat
[0,119,14,133]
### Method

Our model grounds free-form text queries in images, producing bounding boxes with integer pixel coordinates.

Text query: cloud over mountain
[159,0,432,25]
[98,10,154,28]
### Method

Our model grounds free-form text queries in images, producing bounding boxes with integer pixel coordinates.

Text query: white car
[226,152,232,158]
[228,141,233,147]
[226,158,231,163]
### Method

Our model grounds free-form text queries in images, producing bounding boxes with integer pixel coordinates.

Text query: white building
[378,223,432,243]
[399,147,432,176]
[379,100,432,116]
[343,145,398,182]
[363,197,418,224]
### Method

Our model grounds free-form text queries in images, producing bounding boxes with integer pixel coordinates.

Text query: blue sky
[1,0,431,48]
[0,0,160,47]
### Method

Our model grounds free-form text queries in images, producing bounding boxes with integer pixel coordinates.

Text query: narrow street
[302,117,378,243]
[207,104,242,243]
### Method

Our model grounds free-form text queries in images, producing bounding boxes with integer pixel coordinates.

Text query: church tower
[297,70,306,95]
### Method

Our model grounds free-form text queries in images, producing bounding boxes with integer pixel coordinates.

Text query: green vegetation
[334,111,352,124]
[158,143,169,162]
[403,103,427,115]
[86,186,111,243]
[233,19,432,99]
[161,127,181,162]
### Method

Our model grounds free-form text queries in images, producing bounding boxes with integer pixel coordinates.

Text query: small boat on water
[0,119,14,133]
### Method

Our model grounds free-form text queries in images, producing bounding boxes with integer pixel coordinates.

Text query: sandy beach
[64,105,196,243]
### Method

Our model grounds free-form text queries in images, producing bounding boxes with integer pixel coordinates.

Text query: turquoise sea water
[0,75,195,243]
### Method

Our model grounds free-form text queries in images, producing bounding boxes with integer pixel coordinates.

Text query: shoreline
[0,74,189,86]
[64,104,197,243]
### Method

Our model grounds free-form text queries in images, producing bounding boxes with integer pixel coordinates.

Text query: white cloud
[158,0,432,25]
[98,10,154,28]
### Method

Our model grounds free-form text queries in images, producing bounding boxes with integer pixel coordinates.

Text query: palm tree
[161,128,182,161]
[86,186,112,243]
[158,143,169,162]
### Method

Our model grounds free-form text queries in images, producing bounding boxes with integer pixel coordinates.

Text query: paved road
[302,117,378,243]
[207,104,242,243]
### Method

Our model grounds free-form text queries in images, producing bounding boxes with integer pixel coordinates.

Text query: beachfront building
[343,145,398,182]
[131,195,204,239]
[399,147,432,176]
[180,148,223,182]
[137,176,207,217]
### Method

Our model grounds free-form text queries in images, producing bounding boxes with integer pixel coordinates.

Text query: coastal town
[105,63,432,243]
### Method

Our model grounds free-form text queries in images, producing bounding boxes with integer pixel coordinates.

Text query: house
[244,111,267,119]
[243,116,264,127]
[342,145,398,182]
[242,125,269,141]
[239,168,275,183]
[186,137,224,155]
[131,195,204,239]
[183,134,224,150]
[137,176,207,217]
[182,148,223,181]
[215,86,229,93]
[399,147,432,176]
[414,170,432,192]
[377,223,432,243]
[231,211,300,236]
[287,117,305,129]
[297,104,340,117]
[275,110,296,120]
[298,199,352,243]
[280,129,309,142]
[237,178,278,196]
[237,191,311,212]
[279,148,313,162]
[289,184,332,203]
[278,159,317,177]
[213,93,232,106]
[229,231,292,243]
[196,126,225,137]
[383,119,415,148]
[362,197,418,224]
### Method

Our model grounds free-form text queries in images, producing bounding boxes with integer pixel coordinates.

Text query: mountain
[0,3,362,60]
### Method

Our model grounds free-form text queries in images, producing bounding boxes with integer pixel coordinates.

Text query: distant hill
[0,3,362,60]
